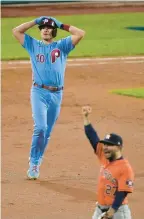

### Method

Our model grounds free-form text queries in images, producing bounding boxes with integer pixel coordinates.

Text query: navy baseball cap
[38,18,57,30]
[99,133,123,146]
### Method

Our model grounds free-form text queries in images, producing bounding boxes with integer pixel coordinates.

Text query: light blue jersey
[22,33,75,167]
[22,34,75,87]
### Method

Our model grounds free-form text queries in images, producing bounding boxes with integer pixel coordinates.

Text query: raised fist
[82,106,92,117]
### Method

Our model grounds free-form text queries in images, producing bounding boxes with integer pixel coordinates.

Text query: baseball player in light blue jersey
[12,16,85,179]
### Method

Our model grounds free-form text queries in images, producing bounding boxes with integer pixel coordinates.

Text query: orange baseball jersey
[96,143,134,206]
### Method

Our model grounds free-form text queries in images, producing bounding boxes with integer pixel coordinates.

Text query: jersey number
[105,185,117,196]
[36,54,45,63]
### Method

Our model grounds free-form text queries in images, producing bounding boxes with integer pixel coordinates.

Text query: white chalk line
[123,60,144,64]
[2,56,144,70]
[69,56,144,62]
[68,60,144,65]
[2,60,144,70]
[2,56,144,65]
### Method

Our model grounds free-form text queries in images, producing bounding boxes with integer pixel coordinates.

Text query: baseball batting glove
[48,16,63,29]
[34,16,48,25]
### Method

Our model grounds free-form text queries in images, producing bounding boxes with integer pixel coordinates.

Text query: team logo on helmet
[43,18,49,24]
[43,18,55,27]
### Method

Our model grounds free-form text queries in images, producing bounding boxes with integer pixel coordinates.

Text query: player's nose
[103,144,110,150]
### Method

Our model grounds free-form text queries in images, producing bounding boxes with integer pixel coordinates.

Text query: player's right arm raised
[12,20,36,45]
[12,17,47,45]
[82,106,100,152]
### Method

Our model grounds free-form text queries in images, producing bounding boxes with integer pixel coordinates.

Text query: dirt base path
[2,2,144,17]
[2,57,144,219]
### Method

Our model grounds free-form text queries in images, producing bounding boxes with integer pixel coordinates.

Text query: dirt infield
[2,57,144,219]
[2,2,144,17]
[2,3,144,219]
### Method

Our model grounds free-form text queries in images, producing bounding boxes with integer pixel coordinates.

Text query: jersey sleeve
[22,34,34,54]
[59,36,75,55]
[96,143,108,165]
[84,124,100,151]
[118,164,134,193]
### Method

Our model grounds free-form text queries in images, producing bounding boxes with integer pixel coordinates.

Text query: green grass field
[111,88,144,98]
[2,12,144,60]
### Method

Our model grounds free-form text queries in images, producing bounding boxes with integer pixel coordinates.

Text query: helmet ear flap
[52,28,57,38]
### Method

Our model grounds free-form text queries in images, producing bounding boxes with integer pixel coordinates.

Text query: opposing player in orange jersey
[82,106,134,219]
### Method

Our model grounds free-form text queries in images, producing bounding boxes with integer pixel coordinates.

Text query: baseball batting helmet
[38,18,57,38]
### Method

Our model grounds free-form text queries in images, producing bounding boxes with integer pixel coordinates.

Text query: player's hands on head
[82,106,92,117]
[48,17,63,28]
[34,16,48,25]
[34,16,63,28]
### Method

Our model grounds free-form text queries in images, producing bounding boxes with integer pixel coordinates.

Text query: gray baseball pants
[92,204,132,219]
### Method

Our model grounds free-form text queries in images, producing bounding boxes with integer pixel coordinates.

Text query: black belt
[98,205,109,213]
[33,83,63,92]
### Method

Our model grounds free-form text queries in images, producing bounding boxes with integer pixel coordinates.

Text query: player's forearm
[61,24,85,37]
[84,124,100,151]
[12,20,36,34]
[112,191,128,211]
[83,115,91,126]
